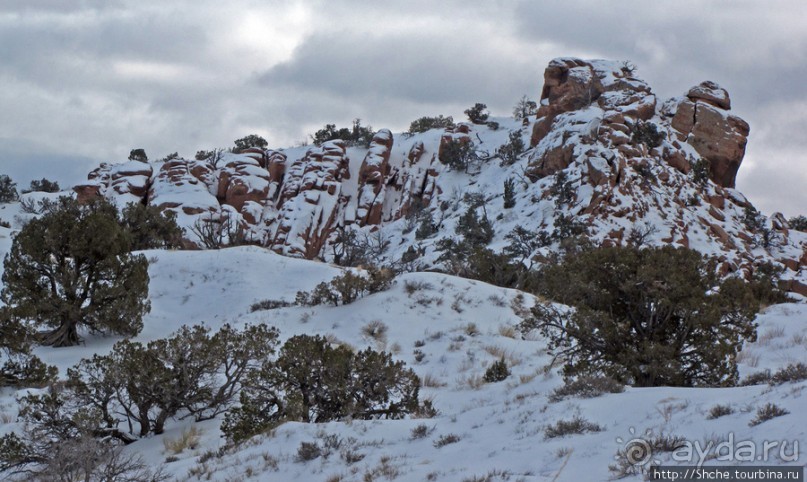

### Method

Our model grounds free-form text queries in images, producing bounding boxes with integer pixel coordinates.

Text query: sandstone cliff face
[272,141,350,259]
[74,57,806,295]
[355,129,393,226]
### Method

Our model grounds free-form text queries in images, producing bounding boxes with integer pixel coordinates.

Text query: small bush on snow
[295,442,321,462]
[433,433,461,448]
[749,403,790,426]
[706,404,735,420]
[163,426,202,454]
[544,416,603,439]
[410,424,434,440]
[483,358,510,383]
[249,299,292,312]
[548,376,624,402]
[770,363,807,385]
[361,320,389,343]
[739,370,772,386]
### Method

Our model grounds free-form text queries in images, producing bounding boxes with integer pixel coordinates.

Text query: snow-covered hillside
[0,243,804,481]
[2,55,806,481]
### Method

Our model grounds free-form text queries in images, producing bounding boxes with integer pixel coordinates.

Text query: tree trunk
[138,407,151,437]
[153,410,170,435]
[39,320,80,347]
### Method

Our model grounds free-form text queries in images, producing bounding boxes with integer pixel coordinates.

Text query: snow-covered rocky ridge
[0,243,803,481]
[74,57,807,297]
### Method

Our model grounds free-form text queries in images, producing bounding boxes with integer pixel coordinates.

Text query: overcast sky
[1,0,805,216]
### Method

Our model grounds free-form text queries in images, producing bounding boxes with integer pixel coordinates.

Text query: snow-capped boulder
[216,155,271,212]
[687,80,731,110]
[109,160,152,202]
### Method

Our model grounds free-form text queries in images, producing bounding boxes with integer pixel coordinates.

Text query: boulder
[73,182,103,204]
[529,144,575,180]
[217,156,271,212]
[531,58,604,146]
[687,81,731,110]
[149,159,219,215]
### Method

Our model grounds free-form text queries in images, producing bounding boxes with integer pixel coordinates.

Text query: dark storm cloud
[0,1,125,14]
[0,138,98,190]
[0,7,210,86]
[259,30,537,112]
[0,1,804,215]
[513,1,807,103]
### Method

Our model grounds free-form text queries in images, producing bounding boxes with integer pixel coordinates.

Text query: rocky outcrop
[530,58,605,148]
[74,161,152,206]
[272,141,350,259]
[669,81,749,188]
[109,161,152,200]
[527,58,656,179]
[526,59,749,190]
[74,182,103,204]
[72,57,805,297]
[217,157,271,212]
[149,159,219,215]
[356,129,393,226]
[517,58,805,296]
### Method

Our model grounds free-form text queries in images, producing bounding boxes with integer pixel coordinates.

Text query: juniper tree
[464,103,489,124]
[233,134,268,153]
[415,210,437,240]
[439,138,477,172]
[513,95,538,119]
[631,121,663,149]
[120,203,184,250]
[0,174,18,203]
[1,197,150,347]
[25,178,60,193]
[0,307,56,388]
[406,115,455,135]
[66,324,278,438]
[222,334,424,443]
[128,149,148,162]
[0,386,167,480]
[496,131,525,166]
[789,215,807,232]
[311,119,374,147]
[455,206,493,247]
[503,178,516,209]
[523,246,760,387]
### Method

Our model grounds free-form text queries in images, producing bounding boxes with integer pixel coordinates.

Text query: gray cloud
[0,1,804,216]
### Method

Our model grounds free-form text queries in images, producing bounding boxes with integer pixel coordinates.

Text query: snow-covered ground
[1,240,804,481]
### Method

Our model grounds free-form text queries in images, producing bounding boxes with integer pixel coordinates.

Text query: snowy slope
[1,242,804,481]
[3,56,806,481]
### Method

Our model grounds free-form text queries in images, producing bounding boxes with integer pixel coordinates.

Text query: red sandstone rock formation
[272,140,350,259]
[356,129,393,226]
[670,81,749,188]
